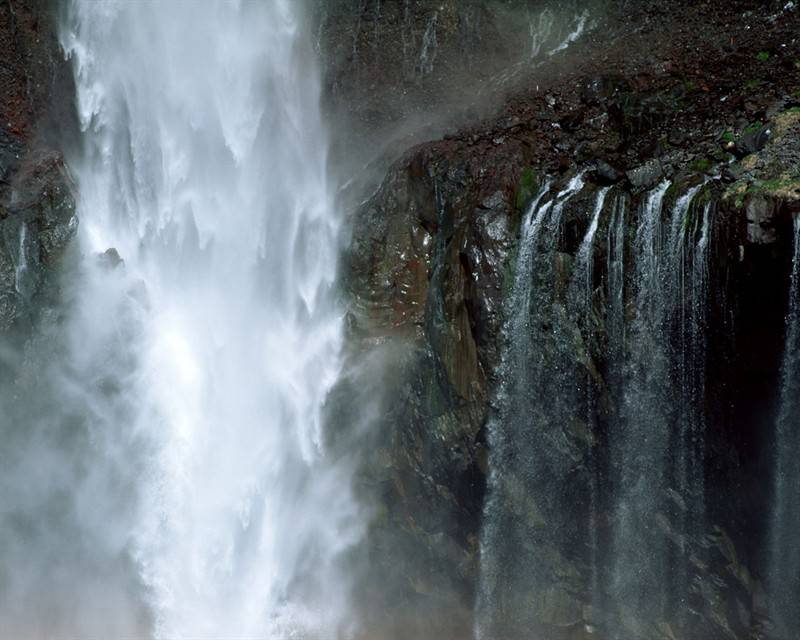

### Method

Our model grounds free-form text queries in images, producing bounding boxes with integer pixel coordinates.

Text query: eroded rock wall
[340,1,800,637]
[0,0,77,338]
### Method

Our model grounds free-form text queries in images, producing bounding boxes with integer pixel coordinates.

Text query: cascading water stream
[475,179,552,639]
[13,221,27,295]
[476,172,715,638]
[56,2,360,637]
[769,214,800,636]
[477,173,586,638]
[668,186,707,536]
[606,193,627,369]
[575,187,610,300]
[568,186,610,610]
[609,181,672,625]
[607,181,712,633]
[681,200,712,531]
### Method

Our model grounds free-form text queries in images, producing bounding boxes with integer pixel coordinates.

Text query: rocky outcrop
[0,151,76,331]
[340,127,531,638]
[0,0,78,337]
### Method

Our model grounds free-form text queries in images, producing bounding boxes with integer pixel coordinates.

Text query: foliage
[743,121,764,136]
[690,157,712,174]
[516,166,538,211]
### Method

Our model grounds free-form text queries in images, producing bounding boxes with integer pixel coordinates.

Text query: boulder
[626,158,665,189]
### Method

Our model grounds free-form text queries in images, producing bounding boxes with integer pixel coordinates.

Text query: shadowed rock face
[0,0,78,337]
[340,0,800,637]
[315,0,594,177]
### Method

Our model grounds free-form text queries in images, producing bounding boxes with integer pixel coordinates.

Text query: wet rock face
[0,152,76,331]
[341,1,800,636]
[345,127,800,640]
[0,0,78,336]
[315,0,592,169]
[341,130,535,635]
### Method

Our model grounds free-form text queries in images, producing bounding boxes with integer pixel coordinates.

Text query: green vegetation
[726,181,750,209]
[743,121,764,136]
[694,185,714,209]
[711,148,734,163]
[690,157,713,174]
[745,79,764,90]
[750,176,800,194]
[728,176,800,208]
[756,51,770,62]
[684,80,697,94]
[721,131,735,143]
[515,166,538,211]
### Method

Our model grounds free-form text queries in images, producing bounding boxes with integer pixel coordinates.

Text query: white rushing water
[575,186,610,297]
[14,221,27,295]
[58,1,360,637]
[608,180,673,628]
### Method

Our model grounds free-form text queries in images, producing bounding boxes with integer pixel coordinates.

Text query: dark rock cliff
[0,0,77,340]
[315,0,594,178]
[338,1,800,637]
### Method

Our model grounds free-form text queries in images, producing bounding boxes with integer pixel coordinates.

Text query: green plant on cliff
[748,176,800,198]
[743,120,764,136]
[690,157,713,174]
[516,167,538,211]
[727,175,800,208]
[756,51,770,62]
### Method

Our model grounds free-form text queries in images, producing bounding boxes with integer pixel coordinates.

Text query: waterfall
[14,221,27,295]
[548,11,590,56]
[418,11,439,77]
[607,181,709,634]
[609,183,672,624]
[575,187,610,301]
[474,170,715,637]
[528,9,555,59]
[608,182,671,632]
[52,2,359,637]
[769,215,800,636]
[606,193,627,368]
[475,179,552,638]
[477,173,586,638]
[682,201,711,528]
[669,186,708,532]
[569,186,610,611]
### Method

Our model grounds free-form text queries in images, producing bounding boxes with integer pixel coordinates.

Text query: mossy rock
[689,157,713,174]
[516,166,540,211]
[772,109,800,140]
